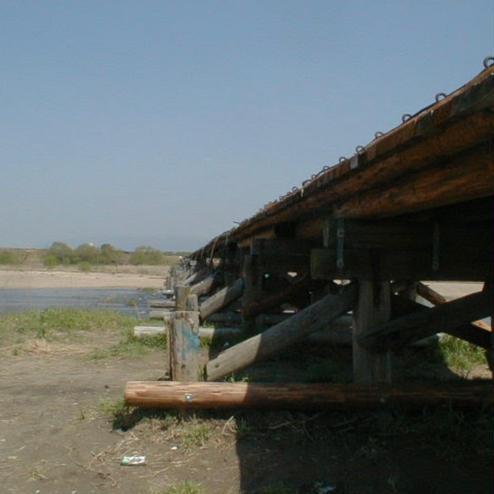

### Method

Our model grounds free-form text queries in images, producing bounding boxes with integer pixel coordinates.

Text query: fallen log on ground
[149,299,176,308]
[124,381,493,409]
[133,326,242,339]
[200,278,244,321]
[206,284,357,381]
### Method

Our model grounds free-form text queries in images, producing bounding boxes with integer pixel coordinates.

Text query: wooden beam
[149,299,176,309]
[391,294,492,349]
[311,217,493,281]
[124,381,493,409]
[206,284,357,381]
[353,281,392,384]
[241,276,312,319]
[361,288,493,351]
[190,275,217,297]
[134,325,241,339]
[199,278,244,321]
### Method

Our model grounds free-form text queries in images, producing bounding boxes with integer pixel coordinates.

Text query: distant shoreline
[0,268,166,289]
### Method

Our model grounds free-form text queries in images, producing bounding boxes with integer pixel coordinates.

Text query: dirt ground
[0,277,492,493]
[0,339,492,494]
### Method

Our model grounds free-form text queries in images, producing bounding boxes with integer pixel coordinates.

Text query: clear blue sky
[1,1,492,251]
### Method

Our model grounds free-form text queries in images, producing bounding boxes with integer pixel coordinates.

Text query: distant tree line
[42,242,187,267]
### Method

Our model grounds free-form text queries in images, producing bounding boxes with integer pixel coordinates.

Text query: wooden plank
[174,285,191,311]
[124,381,493,409]
[311,217,494,281]
[199,278,244,321]
[361,288,493,351]
[206,284,357,381]
[149,299,176,309]
[134,325,241,339]
[149,310,172,320]
[353,281,392,384]
[169,311,202,381]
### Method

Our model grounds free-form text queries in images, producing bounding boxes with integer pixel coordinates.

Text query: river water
[0,288,161,319]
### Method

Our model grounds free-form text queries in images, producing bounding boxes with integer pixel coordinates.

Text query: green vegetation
[182,421,214,449]
[0,309,167,360]
[0,250,20,265]
[129,246,165,265]
[164,481,204,494]
[437,335,486,373]
[0,308,135,345]
[90,330,167,360]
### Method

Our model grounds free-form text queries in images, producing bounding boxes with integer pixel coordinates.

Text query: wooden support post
[199,278,244,321]
[206,284,357,381]
[169,288,203,381]
[353,280,392,385]
[241,254,263,320]
[124,381,493,410]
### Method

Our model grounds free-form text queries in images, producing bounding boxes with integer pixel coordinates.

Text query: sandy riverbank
[0,268,166,289]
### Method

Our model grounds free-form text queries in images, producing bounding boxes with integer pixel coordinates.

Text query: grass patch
[182,420,214,449]
[90,330,166,360]
[0,308,136,346]
[437,335,486,374]
[164,481,203,494]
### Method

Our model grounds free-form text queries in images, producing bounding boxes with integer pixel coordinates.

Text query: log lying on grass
[124,381,493,410]
[149,299,176,308]
[134,326,242,339]
[206,284,357,381]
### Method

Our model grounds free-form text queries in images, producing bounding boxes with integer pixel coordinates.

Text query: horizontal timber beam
[124,381,493,409]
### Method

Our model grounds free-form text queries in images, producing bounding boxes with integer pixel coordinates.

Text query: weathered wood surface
[416,282,492,332]
[353,281,392,384]
[125,381,493,409]
[361,288,493,351]
[190,275,217,297]
[169,311,202,381]
[206,284,357,381]
[134,325,242,339]
[149,310,172,320]
[149,299,176,309]
[391,295,492,349]
[200,278,244,321]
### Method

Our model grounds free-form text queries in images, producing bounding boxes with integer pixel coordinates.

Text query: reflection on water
[0,288,160,318]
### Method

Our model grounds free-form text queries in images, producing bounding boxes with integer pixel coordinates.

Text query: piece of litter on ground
[314,483,337,494]
[171,446,178,450]
[7,456,17,460]
[120,455,146,466]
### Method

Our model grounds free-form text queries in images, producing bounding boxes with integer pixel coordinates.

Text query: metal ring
[435,92,447,102]
[322,165,330,171]
[374,131,384,139]
[483,56,494,69]
[302,179,311,186]
[339,156,347,163]
[291,186,298,192]
[355,145,365,153]
[402,113,412,123]
[311,174,317,179]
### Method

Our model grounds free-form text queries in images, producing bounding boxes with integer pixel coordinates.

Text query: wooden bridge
[125,61,493,409]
